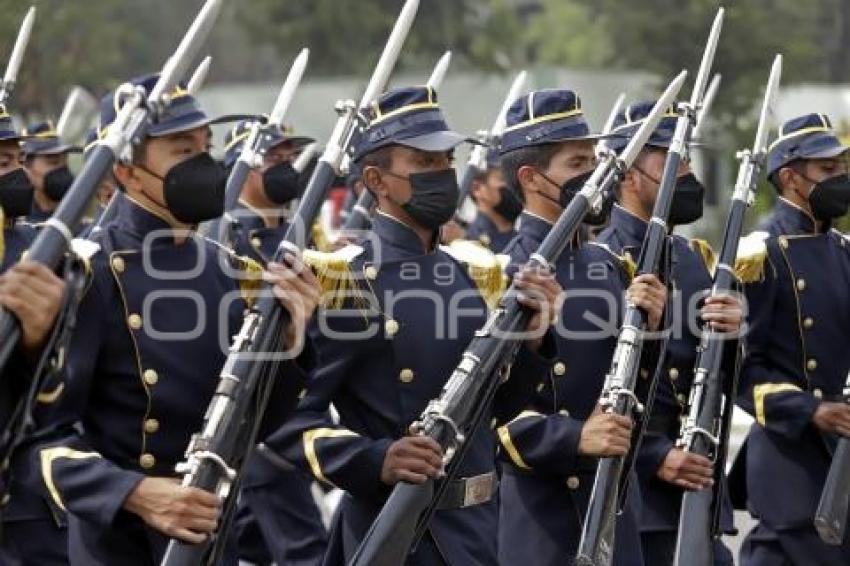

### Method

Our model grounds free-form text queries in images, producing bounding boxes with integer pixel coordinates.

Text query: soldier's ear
[516,165,538,195]
[113,162,141,192]
[777,166,798,193]
[362,165,385,197]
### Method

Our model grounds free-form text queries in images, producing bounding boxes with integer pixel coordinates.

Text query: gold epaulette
[311,221,334,253]
[690,238,717,276]
[734,231,769,283]
[588,242,637,281]
[440,239,508,308]
[302,244,366,309]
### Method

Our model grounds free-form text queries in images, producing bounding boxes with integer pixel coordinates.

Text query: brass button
[111,256,125,273]
[796,278,806,292]
[778,236,789,249]
[553,361,566,376]
[490,417,498,429]
[364,265,378,280]
[559,409,570,417]
[813,388,824,399]
[640,368,650,380]
[0,492,9,506]
[669,367,680,380]
[536,382,545,393]
[139,453,156,469]
[807,358,818,371]
[677,393,687,404]
[803,317,814,330]
[251,237,262,248]
[143,369,159,386]
[384,319,400,337]
[144,419,159,434]
[480,234,491,246]
[399,368,414,383]
[128,314,143,330]
[567,476,580,490]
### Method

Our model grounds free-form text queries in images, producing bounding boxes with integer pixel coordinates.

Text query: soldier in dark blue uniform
[22,121,79,225]
[494,88,667,566]
[264,85,562,566]
[14,75,321,566]
[465,148,520,252]
[0,107,70,566]
[210,120,315,263]
[736,113,850,566]
[213,120,328,566]
[599,101,742,566]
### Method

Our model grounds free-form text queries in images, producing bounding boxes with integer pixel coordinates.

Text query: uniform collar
[371,210,436,260]
[517,211,552,244]
[234,199,267,231]
[609,203,649,245]
[117,194,184,240]
[774,197,818,234]
[472,211,512,234]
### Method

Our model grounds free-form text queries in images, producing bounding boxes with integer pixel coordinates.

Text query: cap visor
[804,145,849,160]
[397,130,469,152]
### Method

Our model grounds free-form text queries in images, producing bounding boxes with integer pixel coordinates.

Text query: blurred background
[1,0,849,234]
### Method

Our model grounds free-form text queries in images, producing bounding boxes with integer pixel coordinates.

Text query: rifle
[0,0,225,374]
[341,48,454,232]
[160,2,420,564]
[0,6,34,106]
[347,71,688,566]
[672,54,783,566]
[576,9,725,566]
[213,48,309,248]
[815,368,850,544]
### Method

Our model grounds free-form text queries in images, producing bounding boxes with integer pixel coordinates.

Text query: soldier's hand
[380,436,443,485]
[812,401,850,437]
[439,220,466,244]
[264,253,321,350]
[701,294,743,333]
[0,261,65,354]
[626,274,666,331]
[578,405,633,457]
[123,477,221,544]
[513,264,563,351]
[657,448,714,491]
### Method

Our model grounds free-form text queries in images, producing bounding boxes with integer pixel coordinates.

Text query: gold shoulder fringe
[734,231,769,283]
[234,253,265,308]
[311,221,334,253]
[690,238,717,276]
[303,245,367,309]
[441,239,508,308]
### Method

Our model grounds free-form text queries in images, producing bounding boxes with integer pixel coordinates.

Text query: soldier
[264,85,561,565]
[464,148,520,251]
[22,121,78,224]
[0,110,69,565]
[213,119,328,566]
[736,113,850,565]
[210,120,315,263]
[14,74,321,565]
[598,101,742,566]
[494,87,667,566]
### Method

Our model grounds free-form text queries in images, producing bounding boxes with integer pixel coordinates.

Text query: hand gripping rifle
[673,54,782,566]
[576,9,724,566]
[159,2,420,564]
[341,45,452,232]
[815,367,850,544]
[0,0,225,374]
[213,48,309,249]
[347,71,688,566]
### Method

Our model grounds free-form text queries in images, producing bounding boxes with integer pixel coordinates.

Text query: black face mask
[143,152,226,224]
[384,168,459,230]
[669,172,706,225]
[44,165,74,202]
[262,162,300,205]
[538,170,611,226]
[806,173,850,221]
[0,168,34,218]
[493,185,523,222]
